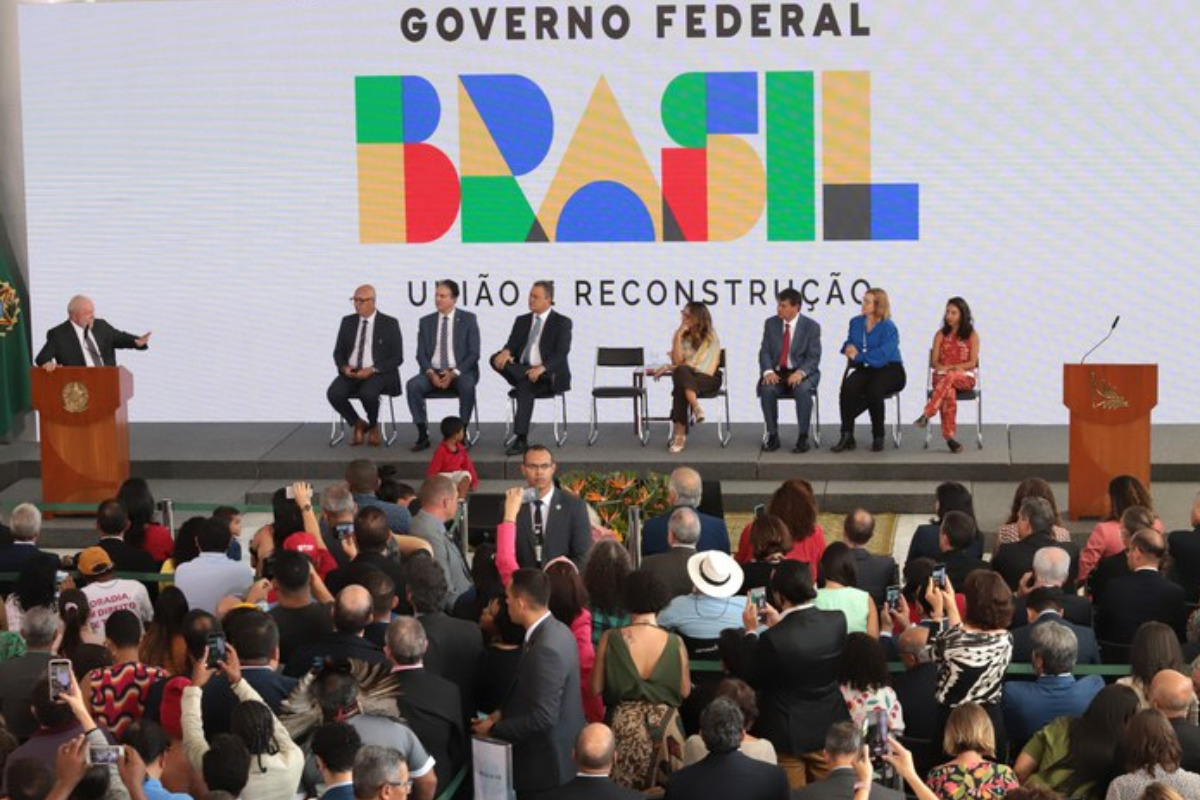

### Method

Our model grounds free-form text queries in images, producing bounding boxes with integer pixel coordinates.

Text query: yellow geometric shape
[458,81,510,178]
[822,71,871,184]
[537,77,662,241]
[358,144,406,244]
[707,134,766,242]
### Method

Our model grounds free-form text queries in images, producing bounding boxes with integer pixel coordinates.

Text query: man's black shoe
[504,435,528,457]
[792,436,811,454]
[762,434,781,452]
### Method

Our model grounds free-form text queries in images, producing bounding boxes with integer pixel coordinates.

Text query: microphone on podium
[1080,315,1120,364]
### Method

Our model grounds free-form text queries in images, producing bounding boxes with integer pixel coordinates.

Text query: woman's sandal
[668,437,686,454]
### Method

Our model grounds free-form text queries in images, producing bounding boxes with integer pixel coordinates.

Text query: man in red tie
[757,288,821,453]
[328,285,404,447]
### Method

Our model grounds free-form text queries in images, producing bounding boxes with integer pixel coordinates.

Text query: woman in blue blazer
[831,288,906,452]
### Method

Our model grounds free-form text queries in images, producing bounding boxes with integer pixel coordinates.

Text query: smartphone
[932,563,947,590]
[885,584,902,612]
[261,554,277,581]
[748,587,767,623]
[335,523,354,540]
[54,571,68,604]
[206,632,227,669]
[521,487,539,504]
[285,485,296,500]
[88,745,123,766]
[49,659,72,699]
[867,707,890,759]
[753,503,766,519]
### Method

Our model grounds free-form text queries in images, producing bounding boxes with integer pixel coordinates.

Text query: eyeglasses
[384,780,413,793]
[522,462,554,471]
[351,297,375,304]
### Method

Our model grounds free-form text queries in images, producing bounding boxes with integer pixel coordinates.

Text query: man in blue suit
[640,467,730,557]
[1003,619,1104,752]
[1011,587,1100,664]
[311,721,362,800]
[406,279,481,451]
[757,288,821,453]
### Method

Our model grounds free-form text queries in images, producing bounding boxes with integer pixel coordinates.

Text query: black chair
[466,492,506,547]
[690,349,731,447]
[329,388,399,447]
[425,387,481,446]
[504,380,569,447]
[588,346,649,446]
[841,364,901,448]
[923,349,983,449]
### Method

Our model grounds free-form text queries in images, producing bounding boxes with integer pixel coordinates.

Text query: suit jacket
[906,522,983,563]
[500,309,573,391]
[416,309,480,379]
[1095,568,1187,644]
[493,615,586,796]
[991,532,1080,592]
[640,547,696,599]
[81,537,161,574]
[283,631,389,678]
[743,606,849,756]
[1011,588,1094,629]
[333,312,404,394]
[850,548,896,607]
[642,507,731,557]
[1010,612,1100,664]
[0,543,59,596]
[942,549,990,589]
[1171,717,1200,774]
[1086,551,1131,607]
[515,489,592,568]
[792,767,905,800]
[35,318,145,367]
[409,511,472,606]
[1003,674,1105,751]
[394,668,467,794]
[0,650,54,738]
[318,784,356,800]
[201,666,297,737]
[757,314,821,382]
[665,750,789,800]
[891,662,940,743]
[542,774,643,800]
[1169,526,1200,601]
[419,610,485,718]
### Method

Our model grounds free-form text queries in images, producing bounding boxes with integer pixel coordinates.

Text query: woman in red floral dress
[916,297,980,454]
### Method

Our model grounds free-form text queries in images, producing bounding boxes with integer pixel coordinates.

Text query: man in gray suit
[640,507,701,599]
[408,475,472,608]
[758,288,821,453]
[407,279,481,451]
[793,722,904,800]
[473,569,585,799]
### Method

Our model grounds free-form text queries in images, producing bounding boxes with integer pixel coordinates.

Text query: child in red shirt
[427,416,478,496]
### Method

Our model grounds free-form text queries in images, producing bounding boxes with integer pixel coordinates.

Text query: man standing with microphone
[36,295,150,370]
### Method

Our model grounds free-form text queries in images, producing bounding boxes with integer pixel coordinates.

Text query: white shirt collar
[359,311,377,323]
[778,603,814,620]
[534,309,552,323]
[525,610,552,642]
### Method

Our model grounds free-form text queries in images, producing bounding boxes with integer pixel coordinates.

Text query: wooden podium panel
[1063,364,1157,520]
[30,367,134,509]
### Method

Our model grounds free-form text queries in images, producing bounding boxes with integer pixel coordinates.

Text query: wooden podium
[30,366,134,510]
[1063,364,1157,520]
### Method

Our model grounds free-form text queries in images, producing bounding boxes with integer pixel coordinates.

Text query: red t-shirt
[427,441,479,488]
[735,522,827,567]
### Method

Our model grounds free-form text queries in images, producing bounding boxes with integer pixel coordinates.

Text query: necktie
[352,318,367,370]
[437,315,450,371]
[84,326,103,367]
[521,315,543,364]
[779,321,791,370]
[533,500,545,560]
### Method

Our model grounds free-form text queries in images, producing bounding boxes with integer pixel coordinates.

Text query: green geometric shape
[356,76,404,144]
[462,176,537,243]
[766,71,815,241]
[661,73,707,149]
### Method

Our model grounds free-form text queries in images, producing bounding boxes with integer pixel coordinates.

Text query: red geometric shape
[404,143,461,243]
[662,147,707,242]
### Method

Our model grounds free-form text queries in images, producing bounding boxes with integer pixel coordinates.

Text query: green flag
[0,225,31,439]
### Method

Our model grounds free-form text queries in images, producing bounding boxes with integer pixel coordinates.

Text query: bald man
[541,724,641,800]
[283,584,389,676]
[36,295,150,370]
[1150,669,1200,772]
[328,285,404,446]
[642,467,731,557]
[1095,528,1187,648]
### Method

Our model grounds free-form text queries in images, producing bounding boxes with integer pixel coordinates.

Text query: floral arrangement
[559,469,672,538]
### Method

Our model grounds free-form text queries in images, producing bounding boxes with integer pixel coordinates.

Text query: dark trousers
[405,371,477,427]
[327,373,387,427]
[498,362,553,437]
[838,362,906,437]
[671,365,722,427]
[759,371,819,438]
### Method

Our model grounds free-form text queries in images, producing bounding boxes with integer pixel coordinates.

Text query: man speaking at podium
[35,295,150,370]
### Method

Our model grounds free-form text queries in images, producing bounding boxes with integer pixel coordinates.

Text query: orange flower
[585,491,605,504]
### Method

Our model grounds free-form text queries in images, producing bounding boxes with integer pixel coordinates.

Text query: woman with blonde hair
[885,703,1018,799]
[831,288,906,453]
[652,301,722,454]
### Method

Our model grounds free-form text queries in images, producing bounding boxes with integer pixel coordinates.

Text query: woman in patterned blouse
[914,297,980,454]
[651,301,722,454]
[884,703,1018,799]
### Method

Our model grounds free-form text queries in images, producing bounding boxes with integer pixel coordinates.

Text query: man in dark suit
[386,617,467,797]
[991,496,1080,591]
[283,585,389,677]
[201,610,297,737]
[0,503,59,596]
[1096,528,1187,646]
[473,569,585,799]
[542,724,642,800]
[1011,588,1100,664]
[35,294,149,369]
[1003,619,1104,752]
[327,285,404,447]
[1011,547,1093,629]
[640,507,700,599]
[1150,669,1200,773]
[76,498,160,574]
[514,445,592,568]
[324,507,408,609]
[890,626,940,777]
[841,509,896,607]
[406,279,481,452]
[0,607,59,738]
[311,721,361,800]
[491,280,572,456]
[739,561,849,789]
[758,288,821,454]
[405,555,484,721]
[1167,493,1200,600]
[794,722,904,800]
[641,467,731,556]
[666,697,789,800]
[937,510,989,588]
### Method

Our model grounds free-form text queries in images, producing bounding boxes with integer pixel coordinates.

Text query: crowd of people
[0,463,1197,800]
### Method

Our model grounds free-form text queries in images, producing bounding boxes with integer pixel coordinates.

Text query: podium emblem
[0,281,19,337]
[1090,372,1129,410]
[62,381,89,413]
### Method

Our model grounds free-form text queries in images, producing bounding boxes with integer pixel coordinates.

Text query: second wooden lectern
[1063,364,1157,520]
[30,366,134,510]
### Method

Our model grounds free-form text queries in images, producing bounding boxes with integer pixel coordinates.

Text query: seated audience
[890,625,941,776]
[1011,587,1101,665]
[3,554,58,638]
[139,586,190,675]
[1105,710,1200,800]
[172,518,253,614]
[994,478,1072,548]
[0,502,58,600]
[642,468,731,557]
[657,552,745,641]
[1014,684,1140,799]
[541,723,642,800]
[641,507,703,599]
[734,479,825,566]
[793,721,904,800]
[592,570,690,790]
[1011,547,1094,629]
[938,510,989,587]
[57,589,113,676]
[1079,474,1160,582]
[83,610,166,738]
[1168,490,1200,601]
[1089,505,1154,606]
[1117,623,1187,708]
[664,697,789,800]
[885,703,1018,800]
[324,507,408,609]
[1149,669,1200,774]
[77,547,154,635]
[5,674,115,789]
[841,508,896,606]
[837,632,904,735]
[0,608,62,739]
[905,482,980,564]
[991,497,1080,592]
[268,550,335,665]
[682,678,775,766]
[1003,620,1105,752]
[345,459,412,534]
[311,722,362,800]
[1096,534,1187,656]
[85,498,161,575]
[118,477,176,564]
[284,586,389,678]
[814,543,878,637]
[736,514,792,596]
[582,538,632,646]
[120,720,191,800]
[201,610,296,737]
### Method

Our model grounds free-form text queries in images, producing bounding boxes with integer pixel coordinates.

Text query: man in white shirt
[328,285,405,447]
[77,546,153,636]
[406,279,481,451]
[35,295,150,369]
[173,518,254,613]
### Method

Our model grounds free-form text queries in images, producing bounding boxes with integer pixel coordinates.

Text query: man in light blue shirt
[347,459,412,534]
[656,551,745,640]
[122,719,194,800]
[173,518,253,614]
